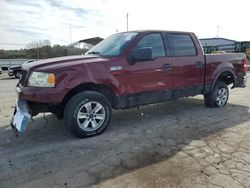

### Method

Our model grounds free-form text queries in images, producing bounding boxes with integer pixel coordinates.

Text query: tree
[26,40,52,59]
[0,40,87,59]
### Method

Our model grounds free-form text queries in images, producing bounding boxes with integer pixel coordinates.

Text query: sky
[0,0,249,50]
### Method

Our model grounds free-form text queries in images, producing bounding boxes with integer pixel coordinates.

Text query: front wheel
[204,81,229,107]
[64,91,112,138]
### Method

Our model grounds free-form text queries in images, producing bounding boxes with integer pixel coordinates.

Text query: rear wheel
[64,91,112,138]
[204,81,229,107]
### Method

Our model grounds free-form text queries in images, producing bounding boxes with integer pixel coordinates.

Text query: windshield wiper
[87,51,102,55]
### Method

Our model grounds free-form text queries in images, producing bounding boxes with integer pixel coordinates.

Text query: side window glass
[169,34,197,56]
[136,33,166,58]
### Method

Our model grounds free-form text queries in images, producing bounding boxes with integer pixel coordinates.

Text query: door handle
[196,61,203,68]
[163,63,172,70]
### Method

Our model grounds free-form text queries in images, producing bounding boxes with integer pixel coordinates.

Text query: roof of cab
[118,30,195,35]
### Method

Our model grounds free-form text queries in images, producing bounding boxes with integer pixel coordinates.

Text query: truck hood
[22,55,111,72]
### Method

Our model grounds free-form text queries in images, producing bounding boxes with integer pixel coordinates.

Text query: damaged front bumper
[11,100,31,132]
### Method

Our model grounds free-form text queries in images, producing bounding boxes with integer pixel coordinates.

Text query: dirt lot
[0,72,250,188]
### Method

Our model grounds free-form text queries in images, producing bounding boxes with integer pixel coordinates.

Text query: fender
[57,63,121,98]
[208,67,236,93]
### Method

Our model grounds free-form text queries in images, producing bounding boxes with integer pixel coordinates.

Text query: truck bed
[204,53,246,89]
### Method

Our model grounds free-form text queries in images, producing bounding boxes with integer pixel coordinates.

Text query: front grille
[19,70,27,86]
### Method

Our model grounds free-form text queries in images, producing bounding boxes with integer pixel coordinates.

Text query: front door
[124,32,173,104]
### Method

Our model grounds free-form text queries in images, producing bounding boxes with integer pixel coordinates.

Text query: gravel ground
[0,72,250,188]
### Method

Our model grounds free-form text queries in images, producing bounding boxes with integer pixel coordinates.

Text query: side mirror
[127,47,153,65]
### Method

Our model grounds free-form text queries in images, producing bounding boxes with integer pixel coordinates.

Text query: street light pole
[126,13,129,31]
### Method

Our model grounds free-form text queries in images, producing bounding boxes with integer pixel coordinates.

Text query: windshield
[86,32,138,56]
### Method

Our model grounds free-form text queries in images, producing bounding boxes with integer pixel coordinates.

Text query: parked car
[11,30,247,138]
[0,67,2,74]
[8,60,35,78]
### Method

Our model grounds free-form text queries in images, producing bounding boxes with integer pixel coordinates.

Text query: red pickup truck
[12,30,247,138]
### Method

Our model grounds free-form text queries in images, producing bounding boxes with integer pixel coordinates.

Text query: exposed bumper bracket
[11,100,31,132]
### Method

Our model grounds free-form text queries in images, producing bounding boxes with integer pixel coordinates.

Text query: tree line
[0,40,88,59]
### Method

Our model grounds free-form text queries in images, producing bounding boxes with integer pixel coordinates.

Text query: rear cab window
[168,33,197,56]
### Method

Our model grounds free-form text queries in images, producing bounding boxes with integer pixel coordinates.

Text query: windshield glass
[86,32,138,56]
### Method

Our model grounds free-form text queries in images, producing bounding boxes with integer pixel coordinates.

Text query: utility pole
[126,13,129,31]
[217,25,220,38]
[36,43,39,59]
[69,24,72,43]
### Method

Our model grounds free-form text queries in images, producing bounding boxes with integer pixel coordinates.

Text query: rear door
[167,33,204,97]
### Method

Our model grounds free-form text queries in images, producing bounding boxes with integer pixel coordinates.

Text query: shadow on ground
[0,98,249,187]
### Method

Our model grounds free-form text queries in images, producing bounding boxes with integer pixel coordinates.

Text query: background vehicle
[0,59,34,71]
[8,60,35,78]
[202,40,250,63]
[235,41,250,64]
[0,67,2,74]
[12,30,247,138]
[203,46,219,54]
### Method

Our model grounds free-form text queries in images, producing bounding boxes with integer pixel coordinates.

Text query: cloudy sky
[0,0,249,49]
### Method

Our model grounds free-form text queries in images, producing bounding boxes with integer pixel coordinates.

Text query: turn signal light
[48,74,56,84]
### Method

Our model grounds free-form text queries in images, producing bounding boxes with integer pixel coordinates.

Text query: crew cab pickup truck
[11,30,247,138]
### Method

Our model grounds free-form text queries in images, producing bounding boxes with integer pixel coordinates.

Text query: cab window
[136,33,166,58]
[168,34,197,56]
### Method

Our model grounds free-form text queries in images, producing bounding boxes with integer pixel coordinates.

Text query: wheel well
[59,83,116,111]
[216,71,235,86]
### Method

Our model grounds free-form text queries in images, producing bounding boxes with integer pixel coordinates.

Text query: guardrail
[0,59,35,70]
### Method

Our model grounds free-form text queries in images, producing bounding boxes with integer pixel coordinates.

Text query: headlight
[28,72,56,87]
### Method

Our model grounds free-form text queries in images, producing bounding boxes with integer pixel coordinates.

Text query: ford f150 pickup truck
[11,30,247,138]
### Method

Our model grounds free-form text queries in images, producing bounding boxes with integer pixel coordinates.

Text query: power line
[0,36,84,49]
[0,39,69,47]
[0,42,27,46]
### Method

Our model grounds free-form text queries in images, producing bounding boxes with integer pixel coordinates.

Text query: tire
[14,71,21,79]
[64,91,112,138]
[10,108,17,129]
[204,81,229,108]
